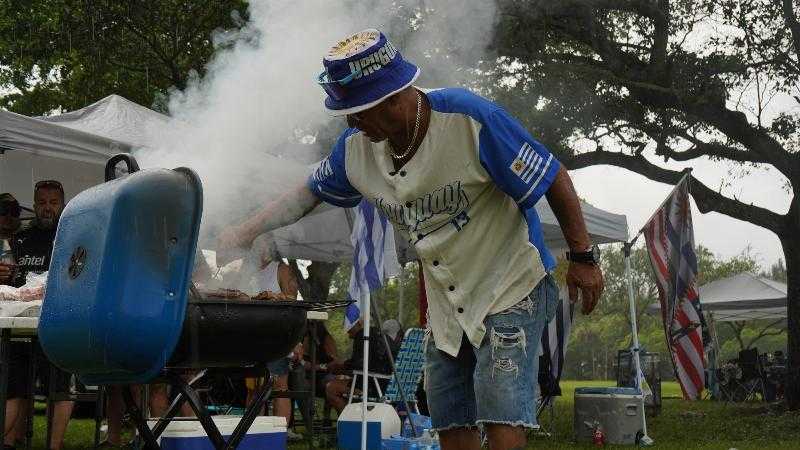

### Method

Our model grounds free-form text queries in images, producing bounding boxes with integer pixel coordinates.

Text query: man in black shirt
[4,180,74,450]
[9,181,61,287]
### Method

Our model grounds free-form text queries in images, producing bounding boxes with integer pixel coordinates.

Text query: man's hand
[566,262,604,314]
[0,263,15,285]
[217,224,252,253]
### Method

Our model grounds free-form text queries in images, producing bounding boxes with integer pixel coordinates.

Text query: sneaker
[287,429,304,442]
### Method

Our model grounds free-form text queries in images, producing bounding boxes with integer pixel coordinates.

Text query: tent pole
[398,264,405,325]
[361,291,371,450]
[623,242,654,446]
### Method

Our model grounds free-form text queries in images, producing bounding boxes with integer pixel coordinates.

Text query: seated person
[324,319,394,414]
[242,234,300,425]
[290,322,339,424]
[4,181,74,450]
[0,193,21,286]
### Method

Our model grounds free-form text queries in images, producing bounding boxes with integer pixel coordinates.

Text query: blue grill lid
[38,163,202,385]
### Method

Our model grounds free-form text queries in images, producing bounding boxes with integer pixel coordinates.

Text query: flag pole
[634,170,693,241]
[623,241,654,446]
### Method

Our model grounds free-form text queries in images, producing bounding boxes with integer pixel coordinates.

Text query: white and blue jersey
[308,88,561,356]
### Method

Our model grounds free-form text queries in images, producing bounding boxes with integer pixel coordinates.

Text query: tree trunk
[783,235,800,410]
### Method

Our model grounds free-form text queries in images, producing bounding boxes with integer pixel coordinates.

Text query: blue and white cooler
[337,402,401,450]
[159,416,287,450]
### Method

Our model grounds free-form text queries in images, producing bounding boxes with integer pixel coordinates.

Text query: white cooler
[159,415,287,450]
[337,402,401,450]
[574,387,644,445]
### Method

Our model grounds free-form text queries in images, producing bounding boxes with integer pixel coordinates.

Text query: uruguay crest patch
[509,142,542,183]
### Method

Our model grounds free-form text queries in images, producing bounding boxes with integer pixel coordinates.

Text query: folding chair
[735,348,767,402]
[348,328,426,410]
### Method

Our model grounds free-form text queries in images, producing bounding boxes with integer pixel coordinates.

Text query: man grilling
[220,29,603,450]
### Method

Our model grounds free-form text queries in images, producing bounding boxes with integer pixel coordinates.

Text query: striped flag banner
[345,200,400,330]
[643,176,707,400]
[537,290,574,397]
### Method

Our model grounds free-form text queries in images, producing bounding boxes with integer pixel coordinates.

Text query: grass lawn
[28,381,798,449]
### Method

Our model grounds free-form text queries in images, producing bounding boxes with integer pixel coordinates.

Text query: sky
[571,162,788,268]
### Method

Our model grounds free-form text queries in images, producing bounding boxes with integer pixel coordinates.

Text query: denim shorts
[424,274,559,431]
[267,357,291,376]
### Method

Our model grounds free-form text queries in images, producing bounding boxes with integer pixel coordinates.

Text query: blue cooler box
[160,416,286,450]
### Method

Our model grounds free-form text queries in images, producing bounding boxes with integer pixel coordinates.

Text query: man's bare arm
[218,182,321,251]
[545,165,604,314]
[545,166,592,252]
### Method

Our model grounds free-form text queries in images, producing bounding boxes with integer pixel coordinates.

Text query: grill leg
[150,372,205,439]
[122,386,160,450]
[169,374,227,449]
[224,375,273,450]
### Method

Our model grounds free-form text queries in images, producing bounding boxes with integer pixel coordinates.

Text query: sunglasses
[317,66,363,101]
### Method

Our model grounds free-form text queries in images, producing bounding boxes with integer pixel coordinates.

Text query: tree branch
[746,319,787,349]
[781,0,800,63]
[562,150,786,233]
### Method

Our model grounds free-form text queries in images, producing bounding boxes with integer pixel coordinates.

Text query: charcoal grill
[37,154,348,449]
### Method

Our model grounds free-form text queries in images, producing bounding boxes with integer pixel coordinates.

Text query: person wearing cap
[220,29,603,450]
[0,193,21,286]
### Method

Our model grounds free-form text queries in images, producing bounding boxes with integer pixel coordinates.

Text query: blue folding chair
[384,328,426,412]
[348,327,426,412]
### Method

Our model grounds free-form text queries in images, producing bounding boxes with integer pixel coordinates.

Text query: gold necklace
[389,91,422,160]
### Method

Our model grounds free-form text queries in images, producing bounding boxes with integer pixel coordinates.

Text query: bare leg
[149,384,169,418]
[11,400,28,444]
[324,379,350,414]
[106,386,124,445]
[271,375,291,421]
[439,427,481,450]
[485,424,526,450]
[48,401,74,450]
[178,374,196,417]
[4,399,22,446]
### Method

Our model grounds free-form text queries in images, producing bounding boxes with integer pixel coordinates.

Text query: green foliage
[0,0,249,115]
[564,243,777,380]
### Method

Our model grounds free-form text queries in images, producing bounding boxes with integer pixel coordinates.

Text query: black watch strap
[566,248,597,265]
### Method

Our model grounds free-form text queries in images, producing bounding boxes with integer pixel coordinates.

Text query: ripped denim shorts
[424,274,559,431]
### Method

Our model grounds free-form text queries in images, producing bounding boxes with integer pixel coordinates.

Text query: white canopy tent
[646,272,788,322]
[0,94,629,260]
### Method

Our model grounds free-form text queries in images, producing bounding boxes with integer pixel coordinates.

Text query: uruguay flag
[345,200,400,330]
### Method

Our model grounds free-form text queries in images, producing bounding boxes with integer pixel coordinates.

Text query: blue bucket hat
[318,29,420,116]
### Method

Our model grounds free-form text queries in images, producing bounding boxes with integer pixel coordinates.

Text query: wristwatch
[566,246,598,265]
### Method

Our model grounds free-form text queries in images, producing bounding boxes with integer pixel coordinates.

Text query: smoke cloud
[134,0,498,248]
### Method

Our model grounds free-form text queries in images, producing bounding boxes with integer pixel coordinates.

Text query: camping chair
[348,327,426,411]
[735,348,767,402]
